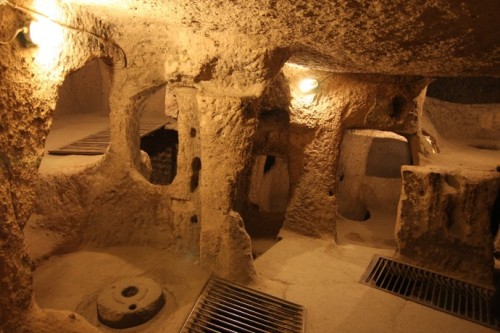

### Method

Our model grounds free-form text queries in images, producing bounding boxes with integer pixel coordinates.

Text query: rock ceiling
[72,0,499,77]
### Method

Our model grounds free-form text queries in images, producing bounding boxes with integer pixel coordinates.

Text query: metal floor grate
[180,276,306,333]
[361,255,500,330]
[48,122,166,155]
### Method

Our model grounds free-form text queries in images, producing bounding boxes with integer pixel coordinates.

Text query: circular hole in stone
[122,286,139,298]
[98,277,165,329]
[190,215,198,223]
[328,191,334,197]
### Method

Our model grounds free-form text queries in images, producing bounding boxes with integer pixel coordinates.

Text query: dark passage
[140,128,178,185]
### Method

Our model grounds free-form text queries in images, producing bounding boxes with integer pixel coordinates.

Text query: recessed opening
[423,78,500,171]
[140,128,178,185]
[190,157,201,192]
[40,58,111,172]
[128,304,137,311]
[390,95,408,120]
[190,128,197,138]
[244,154,289,258]
[139,86,179,185]
[337,129,411,248]
[263,155,276,173]
[121,286,139,298]
[427,77,500,104]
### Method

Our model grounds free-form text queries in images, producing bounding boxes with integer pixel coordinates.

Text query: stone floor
[32,226,496,333]
[252,229,496,333]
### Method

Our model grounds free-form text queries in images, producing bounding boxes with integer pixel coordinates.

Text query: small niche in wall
[190,157,201,192]
[40,58,111,172]
[390,95,408,120]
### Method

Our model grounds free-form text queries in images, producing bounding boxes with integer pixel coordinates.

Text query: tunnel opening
[336,129,412,249]
[40,58,111,172]
[140,127,178,185]
[244,154,289,258]
[422,76,500,170]
[139,86,179,185]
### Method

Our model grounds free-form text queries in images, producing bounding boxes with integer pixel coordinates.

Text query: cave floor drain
[361,255,500,330]
[180,276,306,333]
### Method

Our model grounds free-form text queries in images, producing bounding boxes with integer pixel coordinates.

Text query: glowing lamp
[28,19,63,47]
[25,18,64,67]
[298,78,319,93]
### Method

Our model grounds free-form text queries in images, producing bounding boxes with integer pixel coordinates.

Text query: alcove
[336,129,412,248]
[138,86,178,185]
[39,58,111,172]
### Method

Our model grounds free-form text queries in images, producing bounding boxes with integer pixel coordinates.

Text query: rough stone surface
[424,98,500,142]
[103,0,500,77]
[337,130,411,221]
[197,95,257,281]
[97,277,165,329]
[0,1,114,331]
[283,68,427,237]
[1,0,499,331]
[395,166,500,285]
[427,77,500,104]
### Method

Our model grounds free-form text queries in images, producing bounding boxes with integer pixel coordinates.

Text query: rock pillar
[396,165,500,285]
[197,95,257,281]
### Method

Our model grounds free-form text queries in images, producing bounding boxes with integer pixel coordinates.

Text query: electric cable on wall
[0,0,128,68]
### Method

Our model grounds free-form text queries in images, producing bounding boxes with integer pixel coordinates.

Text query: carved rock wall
[0,1,114,331]
[396,166,500,285]
[283,68,427,237]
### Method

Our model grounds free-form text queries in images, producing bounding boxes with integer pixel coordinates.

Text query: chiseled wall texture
[0,1,113,331]
[283,68,428,238]
[396,166,500,285]
[1,0,500,332]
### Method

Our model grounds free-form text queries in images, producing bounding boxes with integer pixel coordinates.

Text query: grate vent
[48,122,166,155]
[180,276,306,333]
[361,255,500,330]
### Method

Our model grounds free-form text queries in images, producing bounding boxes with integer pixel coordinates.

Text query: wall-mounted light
[298,78,319,94]
[27,19,63,47]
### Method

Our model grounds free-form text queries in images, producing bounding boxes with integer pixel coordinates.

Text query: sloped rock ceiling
[1,0,499,332]
[96,0,500,76]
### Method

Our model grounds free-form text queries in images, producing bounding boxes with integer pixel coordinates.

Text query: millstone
[97,277,165,329]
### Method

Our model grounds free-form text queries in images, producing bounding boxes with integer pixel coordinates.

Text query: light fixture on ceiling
[1,0,127,68]
[298,78,319,94]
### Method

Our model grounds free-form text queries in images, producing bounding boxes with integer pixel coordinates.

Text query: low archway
[336,129,412,249]
[138,85,178,185]
[39,58,111,172]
